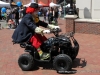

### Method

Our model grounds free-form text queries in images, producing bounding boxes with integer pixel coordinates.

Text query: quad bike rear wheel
[18,53,35,71]
[53,54,72,73]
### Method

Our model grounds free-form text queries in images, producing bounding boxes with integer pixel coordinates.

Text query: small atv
[18,28,79,73]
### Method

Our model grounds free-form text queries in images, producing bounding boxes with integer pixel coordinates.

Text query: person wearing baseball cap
[12,3,60,60]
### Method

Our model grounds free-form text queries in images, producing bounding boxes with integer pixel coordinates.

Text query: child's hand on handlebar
[48,24,60,30]
[43,30,50,34]
[35,27,50,35]
[35,27,44,34]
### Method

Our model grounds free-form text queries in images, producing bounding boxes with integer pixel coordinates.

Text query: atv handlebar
[43,28,61,36]
[64,32,75,38]
[50,28,75,37]
[50,28,62,37]
[43,28,74,37]
[50,28,62,33]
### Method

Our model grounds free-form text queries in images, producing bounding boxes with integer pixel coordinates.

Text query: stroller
[7,19,16,29]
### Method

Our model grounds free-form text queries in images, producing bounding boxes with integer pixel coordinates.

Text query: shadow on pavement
[31,62,54,71]
[36,62,54,70]
[72,58,87,68]
[30,58,87,74]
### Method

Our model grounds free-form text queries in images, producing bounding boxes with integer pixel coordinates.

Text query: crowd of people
[0,6,27,29]
[0,5,61,29]
[38,6,62,25]
[0,3,78,29]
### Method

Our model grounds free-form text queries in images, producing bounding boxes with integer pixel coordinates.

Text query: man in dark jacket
[14,7,19,26]
[22,6,27,17]
[12,3,60,60]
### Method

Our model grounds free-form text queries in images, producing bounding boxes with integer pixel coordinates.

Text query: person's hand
[48,24,60,30]
[35,27,44,34]
[43,30,50,34]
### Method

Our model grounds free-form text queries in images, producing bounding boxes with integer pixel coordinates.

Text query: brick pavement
[0,19,100,75]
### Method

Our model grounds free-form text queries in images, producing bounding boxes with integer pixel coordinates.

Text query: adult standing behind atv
[12,3,60,60]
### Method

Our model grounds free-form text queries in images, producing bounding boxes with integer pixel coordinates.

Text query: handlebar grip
[43,30,50,34]
[70,32,74,37]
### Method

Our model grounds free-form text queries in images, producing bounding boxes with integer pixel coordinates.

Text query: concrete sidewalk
[0,19,100,75]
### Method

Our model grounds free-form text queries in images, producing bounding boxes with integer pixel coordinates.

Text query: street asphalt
[0,17,100,75]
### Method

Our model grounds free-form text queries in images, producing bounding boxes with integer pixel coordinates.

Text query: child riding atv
[12,3,60,60]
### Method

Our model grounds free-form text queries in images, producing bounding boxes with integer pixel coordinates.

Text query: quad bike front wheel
[18,53,35,71]
[53,54,72,73]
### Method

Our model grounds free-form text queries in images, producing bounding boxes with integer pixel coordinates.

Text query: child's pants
[29,34,47,49]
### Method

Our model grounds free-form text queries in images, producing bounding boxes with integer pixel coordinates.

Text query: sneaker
[40,53,50,60]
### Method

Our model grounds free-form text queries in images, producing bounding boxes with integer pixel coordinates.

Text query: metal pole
[68,0,74,15]
[91,0,92,19]
[64,0,65,17]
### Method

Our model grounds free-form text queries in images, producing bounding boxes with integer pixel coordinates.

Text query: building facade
[76,0,100,19]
